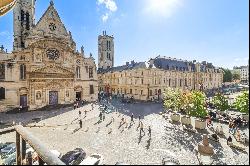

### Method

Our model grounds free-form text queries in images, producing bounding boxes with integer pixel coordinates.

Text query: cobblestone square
[0,101,249,165]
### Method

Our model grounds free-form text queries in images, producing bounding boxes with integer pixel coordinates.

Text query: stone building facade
[98,31,114,70]
[0,0,98,110]
[98,56,223,101]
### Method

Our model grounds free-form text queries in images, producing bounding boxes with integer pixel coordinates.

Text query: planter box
[181,116,191,126]
[195,119,206,130]
[171,113,180,122]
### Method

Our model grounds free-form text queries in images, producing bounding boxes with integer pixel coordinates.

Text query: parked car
[1,143,16,158]
[80,154,104,165]
[0,142,14,151]
[61,148,86,165]
[2,148,34,165]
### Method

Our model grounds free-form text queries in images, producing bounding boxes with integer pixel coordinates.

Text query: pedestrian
[79,110,81,118]
[73,103,76,110]
[131,113,134,123]
[139,122,144,136]
[103,113,106,121]
[92,103,94,110]
[148,126,152,138]
[82,100,84,106]
[125,119,128,128]
[76,102,79,108]
[139,115,141,122]
[99,112,103,121]
[227,136,232,145]
[79,120,82,128]
[84,110,87,116]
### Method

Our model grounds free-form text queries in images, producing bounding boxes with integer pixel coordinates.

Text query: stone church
[0,0,98,111]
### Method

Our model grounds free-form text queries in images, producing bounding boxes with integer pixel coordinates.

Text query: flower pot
[195,119,206,130]
[181,116,191,126]
[171,113,180,122]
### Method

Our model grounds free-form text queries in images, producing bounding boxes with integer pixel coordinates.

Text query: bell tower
[13,0,35,51]
[98,31,114,70]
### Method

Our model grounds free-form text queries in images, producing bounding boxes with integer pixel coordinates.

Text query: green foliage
[163,88,182,112]
[222,68,233,82]
[232,73,241,80]
[234,91,249,114]
[189,91,208,119]
[212,93,230,112]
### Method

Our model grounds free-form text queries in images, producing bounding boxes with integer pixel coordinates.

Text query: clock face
[76,59,81,64]
[49,23,56,31]
[47,48,60,60]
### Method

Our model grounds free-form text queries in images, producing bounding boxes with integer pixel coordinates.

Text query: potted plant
[212,93,230,114]
[164,88,182,122]
[189,91,208,129]
[234,91,249,121]
[180,90,193,125]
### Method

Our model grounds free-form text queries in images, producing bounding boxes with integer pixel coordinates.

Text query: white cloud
[144,0,183,18]
[97,0,117,22]
[98,0,117,12]
[102,13,109,22]
[0,31,10,36]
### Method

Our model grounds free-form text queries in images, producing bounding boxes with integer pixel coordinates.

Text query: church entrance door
[20,95,28,108]
[76,92,82,101]
[49,91,58,105]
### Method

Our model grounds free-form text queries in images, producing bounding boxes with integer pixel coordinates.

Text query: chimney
[126,62,129,66]
[131,60,135,65]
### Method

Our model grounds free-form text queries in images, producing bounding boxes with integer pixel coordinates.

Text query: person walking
[139,115,141,122]
[131,113,134,123]
[84,110,87,117]
[148,126,152,138]
[79,119,82,128]
[79,110,82,118]
[140,121,144,136]
[73,103,76,110]
[99,112,103,121]
[103,113,106,121]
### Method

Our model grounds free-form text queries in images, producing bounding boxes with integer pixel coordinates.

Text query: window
[0,63,5,80]
[141,79,144,85]
[169,79,171,87]
[155,89,158,95]
[20,64,26,80]
[89,67,93,78]
[76,66,81,79]
[26,12,30,30]
[90,85,94,94]
[180,79,182,87]
[149,90,152,96]
[130,89,132,94]
[0,87,5,100]
[85,66,88,73]
[141,90,143,95]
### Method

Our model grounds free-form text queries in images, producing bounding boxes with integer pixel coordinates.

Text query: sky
[0,0,249,69]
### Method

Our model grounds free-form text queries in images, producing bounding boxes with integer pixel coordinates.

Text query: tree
[180,90,193,114]
[232,73,241,81]
[222,68,233,82]
[189,91,208,119]
[212,93,230,112]
[234,91,249,114]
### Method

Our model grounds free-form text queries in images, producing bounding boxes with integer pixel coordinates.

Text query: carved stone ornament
[47,48,60,60]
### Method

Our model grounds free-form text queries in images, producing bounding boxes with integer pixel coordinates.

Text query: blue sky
[0,0,249,69]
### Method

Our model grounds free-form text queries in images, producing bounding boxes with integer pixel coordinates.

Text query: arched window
[26,12,30,30]
[76,66,81,79]
[20,64,26,80]
[0,87,5,100]
[0,63,5,80]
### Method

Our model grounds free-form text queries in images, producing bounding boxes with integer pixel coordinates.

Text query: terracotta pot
[171,113,180,122]
[195,119,206,129]
[181,116,191,125]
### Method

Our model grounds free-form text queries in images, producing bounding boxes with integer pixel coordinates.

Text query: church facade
[0,0,98,111]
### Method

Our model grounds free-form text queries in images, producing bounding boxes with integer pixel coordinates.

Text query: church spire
[50,0,54,6]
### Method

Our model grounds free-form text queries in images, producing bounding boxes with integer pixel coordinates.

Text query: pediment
[32,65,74,75]
[29,2,69,39]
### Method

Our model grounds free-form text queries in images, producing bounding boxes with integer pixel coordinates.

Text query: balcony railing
[0,125,65,165]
